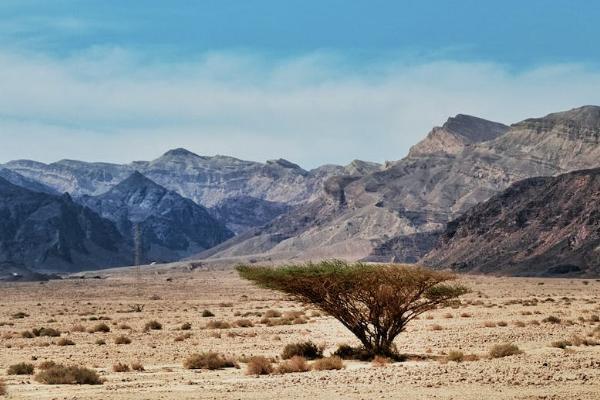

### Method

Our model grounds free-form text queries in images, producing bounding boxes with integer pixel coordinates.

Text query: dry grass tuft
[7,362,35,375]
[143,320,162,332]
[56,338,75,346]
[206,320,231,329]
[112,362,130,372]
[245,356,273,375]
[34,364,103,385]
[183,352,238,370]
[276,356,310,374]
[489,343,522,358]
[114,335,132,345]
[131,361,145,371]
[312,356,344,371]
[0,379,6,396]
[88,323,110,333]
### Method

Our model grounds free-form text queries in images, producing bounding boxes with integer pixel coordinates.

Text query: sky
[1,1,600,168]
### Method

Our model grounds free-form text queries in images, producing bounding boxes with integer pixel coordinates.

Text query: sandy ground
[1,264,600,399]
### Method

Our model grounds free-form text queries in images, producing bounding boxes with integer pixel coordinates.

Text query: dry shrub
[174,333,192,342]
[201,310,215,317]
[11,312,28,319]
[113,362,129,372]
[529,320,540,326]
[71,324,86,333]
[88,323,110,333]
[446,350,464,362]
[264,309,281,318]
[114,335,131,345]
[21,330,34,338]
[0,379,6,396]
[38,361,57,370]
[460,312,472,318]
[443,313,453,319]
[235,319,254,328]
[430,324,443,331]
[372,355,391,367]
[183,352,238,370]
[550,340,571,349]
[483,321,496,328]
[180,322,192,330]
[497,321,508,327]
[7,362,35,375]
[56,338,75,346]
[281,341,323,360]
[118,323,132,330]
[219,302,233,308]
[112,362,130,372]
[246,356,273,375]
[332,344,381,361]
[131,361,145,371]
[206,320,231,329]
[489,343,522,358]
[542,316,561,324]
[32,327,60,337]
[276,356,310,374]
[143,320,162,332]
[34,364,103,385]
[95,339,106,345]
[513,321,526,327]
[463,354,480,362]
[312,356,344,371]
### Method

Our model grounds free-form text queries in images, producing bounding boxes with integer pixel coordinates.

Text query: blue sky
[0,1,599,167]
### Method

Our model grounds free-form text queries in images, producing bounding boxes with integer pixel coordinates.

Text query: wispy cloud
[0,48,599,168]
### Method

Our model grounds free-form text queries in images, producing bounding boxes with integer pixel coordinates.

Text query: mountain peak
[442,114,509,142]
[533,105,600,128]
[162,148,201,158]
[408,114,508,157]
[111,171,163,193]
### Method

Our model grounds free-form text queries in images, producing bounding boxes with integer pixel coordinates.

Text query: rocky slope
[422,168,600,277]
[200,106,600,264]
[0,177,131,273]
[80,172,233,262]
[3,149,379,233]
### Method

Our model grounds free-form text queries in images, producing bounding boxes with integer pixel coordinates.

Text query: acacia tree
[237,260,468,358]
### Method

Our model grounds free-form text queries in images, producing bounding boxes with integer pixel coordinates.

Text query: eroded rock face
[0,177,131,273]
[2,149,379,233]
[79,172,233,263]
[203,106,600,265]
[422,168,600,277]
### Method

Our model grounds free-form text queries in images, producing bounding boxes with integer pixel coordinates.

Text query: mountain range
[2,105,600,277]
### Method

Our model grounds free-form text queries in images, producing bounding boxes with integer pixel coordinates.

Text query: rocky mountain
[2,149,379,233]
[0,177,131,273]
[199,106,600,264]
[408,114,509,157]
[0,168,57,194]
[80,172,233,262]
[422,168,600,277]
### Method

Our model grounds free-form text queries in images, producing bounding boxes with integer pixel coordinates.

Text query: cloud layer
[1,48,599,168]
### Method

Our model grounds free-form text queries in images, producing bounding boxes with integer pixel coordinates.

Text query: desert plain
[1,263,600,399]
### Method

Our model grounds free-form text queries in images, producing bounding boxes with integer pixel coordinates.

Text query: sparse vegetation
[180,322,192,330]
[281,341,323,360]
[238,261,468,358]
[88,323,111,333]
[276,356,310,374]
[312,356,344,371]
[34,364,103,385]
[201,310,215,317]
[7,362,35,375]
[32,327,61,337]
[131,361,145,371]
[114,335,132,345]
[183,352,238,370]
[57,338,75,346]
[489,343,522,358]
[112,362,130,372]
[143,320,162,331]
[542,315,561,324]
[245,356,273,375]
[446,350,464,362]
[206,320,231,329]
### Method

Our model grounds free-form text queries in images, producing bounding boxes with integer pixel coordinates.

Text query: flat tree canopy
[237,260,468,358]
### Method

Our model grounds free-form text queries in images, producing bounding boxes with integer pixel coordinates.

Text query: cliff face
[0,177,131,273]
[422,168,600,277]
